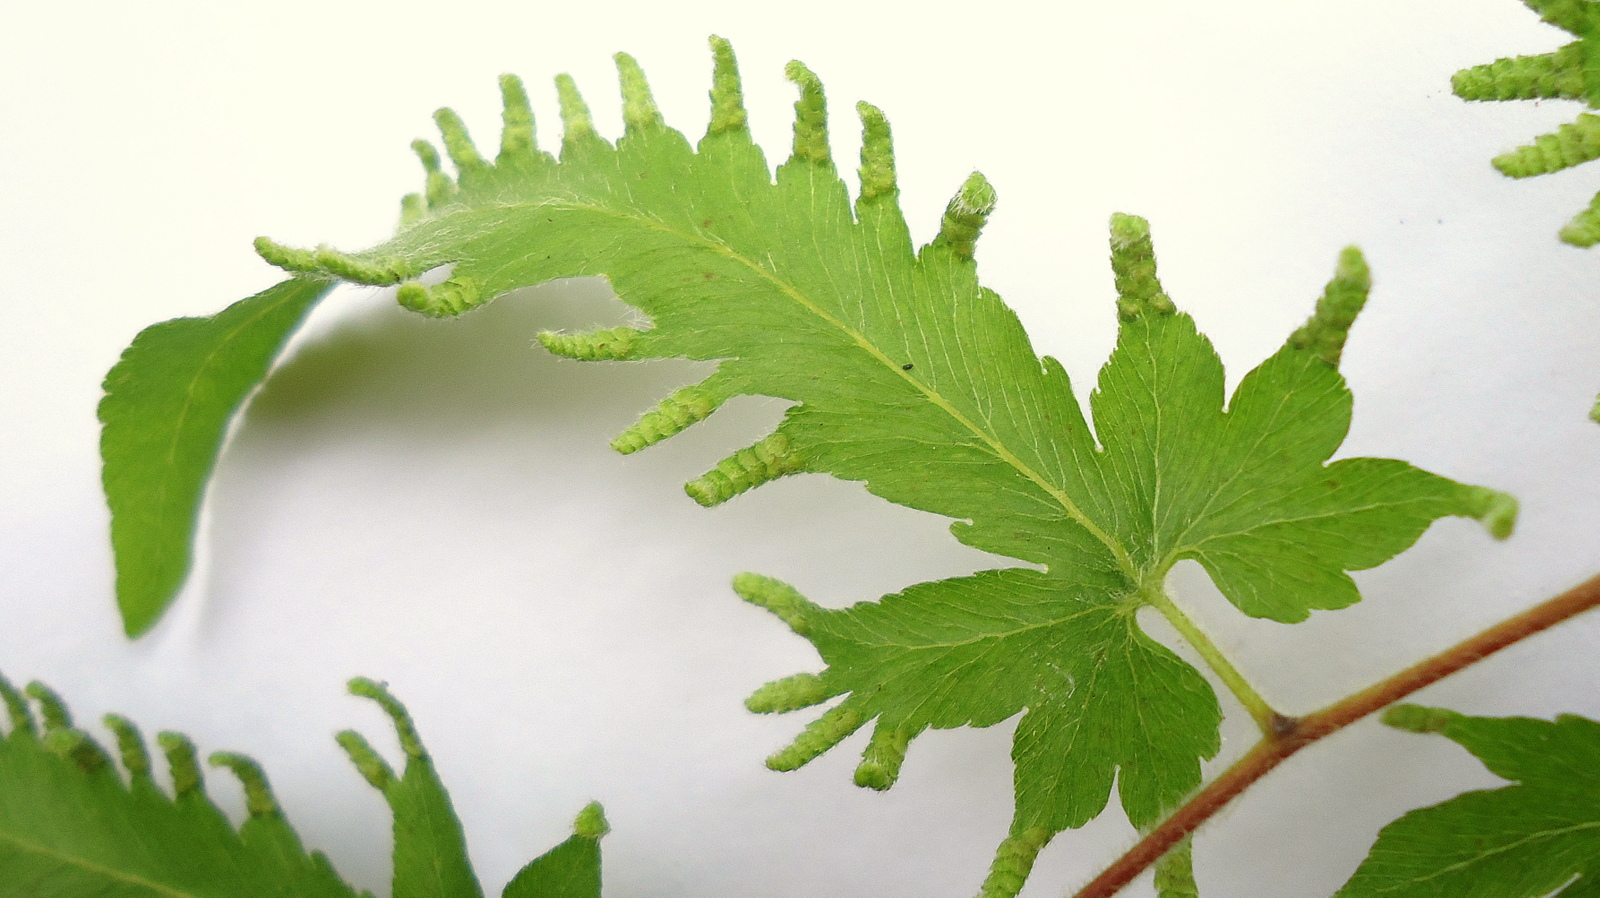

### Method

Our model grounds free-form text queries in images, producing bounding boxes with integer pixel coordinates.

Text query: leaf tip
[25,681,71,731]
[856,101,897,203]
[498,73,537,163]
[556,73,600,148]
[44,727,113,774]
[1472,488,1519,540]
[684,432,805,506]
[615,52,663,132]
[733,572,819,634]
[573,801,610,838]
[336,729,397,792]
[434,107,488,174]
[537,326,642,361]
[707,35,748,134]
[103,713,153,780]
[348,677,428,761]
[397,277,484,317]
[785,59,831,167]
[930,172,997,262]
[156,731,205,798]
[611,381,727,454]
[765,703,865,771]
[209,751,282,818]
[1382,703,1459,735]
[746,672,830,714]
[1108,212,1175,320]
[1287,245,1371,366]
[977,829,1053,898]
[854,724,911,791]
[0,672,34,738]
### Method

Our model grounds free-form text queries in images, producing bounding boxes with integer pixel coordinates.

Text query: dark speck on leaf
[902,363,914,371]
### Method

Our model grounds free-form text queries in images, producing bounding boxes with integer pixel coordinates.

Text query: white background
[3,2,1600,896]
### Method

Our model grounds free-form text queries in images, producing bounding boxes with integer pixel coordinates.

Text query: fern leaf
[1454,0,1600,246]
[242,42,1516,897]
[0,671,361,897]
[1335,704,1600,897]
[98,275,335,636]
[0,672,606,898]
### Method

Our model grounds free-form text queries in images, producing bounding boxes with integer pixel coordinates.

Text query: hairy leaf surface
[225,40,1509,896]
[99,276,335,635]
[1336,704,1600,898]
[0,673,605,898]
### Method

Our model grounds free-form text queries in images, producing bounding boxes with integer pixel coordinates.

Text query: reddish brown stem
[1073,571,1600,898]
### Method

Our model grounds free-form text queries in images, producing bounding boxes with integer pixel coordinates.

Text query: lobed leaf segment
[0,671,605,898]
[235,40,1517,897]
[1337,704,1600,898]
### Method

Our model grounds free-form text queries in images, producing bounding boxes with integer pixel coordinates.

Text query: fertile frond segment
[0,670,360,898]
[0,671,611,898]
[243,43,1516,897]
[1336,704,1600,897]
[99,276,336,636]
[1454,0,1600,245]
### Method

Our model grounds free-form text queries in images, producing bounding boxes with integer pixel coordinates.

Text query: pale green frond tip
[1492,113,1600,178]
[556,74,597,144]
[397,277,483,318]
[1381,703,1460,734]
[434,107,487,172]
[746,672,830,714]
[1559,190,1600,246]
[708,36,747,134]
[25,680,71,731]
[209,751,281,818]
[785,60,831,166]
[933,172,997,261]
[412,139,443,174]
[573,801,610,838]
[312,246,415,286]
[255,236,320,273]
[732,572,819,635]
[538,325,641,361]
[156,731,204,798]
[1452,47,1587,103]
[336,729,396,792]
[1472,488,1519,540]
[498,73,536,161]
[977,829,1053,898]
[685,431,806,506]
[44,727,112,774]
[1287,245,1371,366]
[854,724,911,791]
[616,52,663,131]
[856,102,897,202]
[1590,391,1600,423]
[1109,212,1176,320]
[399,193,427,226]
[0,672,34,737]
[611,381,726,454]
[103,713,152,780]
[765,703,865,771]
[348,677,427,760]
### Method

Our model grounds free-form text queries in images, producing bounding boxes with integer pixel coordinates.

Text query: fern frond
[244,40,1516,897]
[0,672,607,898]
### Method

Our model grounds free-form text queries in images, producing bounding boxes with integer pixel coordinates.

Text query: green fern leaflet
[102,39,1518,897]
[0,672,606,898]
[1454,0,1600,246]
[1337,704,1600,898]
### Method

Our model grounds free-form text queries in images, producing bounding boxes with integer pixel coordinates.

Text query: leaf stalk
[1143,583,1280,735]
[1075,570,1600,898]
